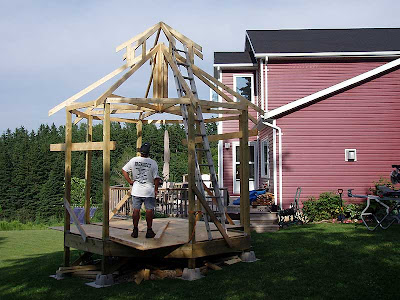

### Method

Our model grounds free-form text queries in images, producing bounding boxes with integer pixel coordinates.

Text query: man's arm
[122,169,134,185]
[154,177,161,196]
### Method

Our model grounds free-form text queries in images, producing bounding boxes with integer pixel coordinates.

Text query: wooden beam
[191,64,264,114]
[74,45,160,125]
[66,100,97,112]
[106,97,191,105]
[154,221,170,239]
[64,199,87,242]
[195,71,234,104]
[198,99,245,110]
[239,110,250,235]
[193,186,234,248]
[204,115,240,123]
[84,116,93,224]
[160,45,196,105]
[145,58,156,98]
[136,120,142,156]
[102,103,111,241]
[50,141,116,152]
[109,194,131,220]
[116,22,161,52]
[49,64,129,116]
[187,105,196,252]
[64,110,72,267]
[161,22,202,52]
[182,128,258,145]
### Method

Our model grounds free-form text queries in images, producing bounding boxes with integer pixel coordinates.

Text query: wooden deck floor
[51,217,246,251]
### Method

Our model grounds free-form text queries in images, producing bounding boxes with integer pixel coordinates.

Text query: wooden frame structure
[49,22,264,275]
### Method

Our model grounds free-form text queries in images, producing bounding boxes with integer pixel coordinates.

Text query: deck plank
[51,217,245,251]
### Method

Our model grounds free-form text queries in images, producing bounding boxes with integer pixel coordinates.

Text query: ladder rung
[174,48,187,54]
[205,195,222,198]
[178,62,190,67]
[195,133,206,136]
[182,76,194,80]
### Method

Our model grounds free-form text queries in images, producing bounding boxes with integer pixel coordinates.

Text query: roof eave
[254,51,400,59]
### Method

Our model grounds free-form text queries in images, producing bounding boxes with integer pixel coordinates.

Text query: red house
[214,28,400,208]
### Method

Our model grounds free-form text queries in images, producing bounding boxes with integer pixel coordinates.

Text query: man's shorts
[132,196,155,210]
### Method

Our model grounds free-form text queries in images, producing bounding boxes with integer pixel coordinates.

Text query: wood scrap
[150,269,182,280]
[154,221,170,239]
[205,262,222,271]
[224,256,242,265]
[57,265,98,274]
[135,269,150,285]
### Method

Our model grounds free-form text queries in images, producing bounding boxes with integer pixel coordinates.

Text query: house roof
[214,51,256,66]
[214,28,400,64]
[246,28,400,56]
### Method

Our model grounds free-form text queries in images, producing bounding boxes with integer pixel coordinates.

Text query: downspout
[216,66,224,188]
[262,119,283,209]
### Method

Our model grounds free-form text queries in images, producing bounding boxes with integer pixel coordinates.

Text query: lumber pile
[56,265,101,280]
[252,192,274,206]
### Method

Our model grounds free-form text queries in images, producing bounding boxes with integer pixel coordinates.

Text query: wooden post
[187,104,196,269]
[84,115,93,224]
[136,120,142,156]
[102,103,111,274]
[162,53,168,98]
[239,109,250,235]
[64,110,72,267]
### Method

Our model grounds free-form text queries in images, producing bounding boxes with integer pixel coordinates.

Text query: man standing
[122,142,160,238]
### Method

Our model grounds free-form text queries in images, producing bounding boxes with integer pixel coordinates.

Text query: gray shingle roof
[246,28,400,54]
[214,51,256,65]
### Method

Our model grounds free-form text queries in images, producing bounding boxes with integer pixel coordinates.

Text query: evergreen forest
[0,122,217,222]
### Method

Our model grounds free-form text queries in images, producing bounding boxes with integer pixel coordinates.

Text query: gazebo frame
[49,22,264,274]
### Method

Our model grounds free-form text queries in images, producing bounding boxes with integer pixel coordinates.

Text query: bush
[302,192,341,222]
[344,203,365,219]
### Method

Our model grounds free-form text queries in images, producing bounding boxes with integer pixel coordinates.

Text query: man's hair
[140,142,151,156]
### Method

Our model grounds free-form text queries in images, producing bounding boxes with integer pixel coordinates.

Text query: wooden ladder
[171,45,227,240]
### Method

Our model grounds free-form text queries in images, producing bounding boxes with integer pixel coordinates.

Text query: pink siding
[267,61,400,207]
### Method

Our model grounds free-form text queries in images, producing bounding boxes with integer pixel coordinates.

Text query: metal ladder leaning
[170,45,227,240]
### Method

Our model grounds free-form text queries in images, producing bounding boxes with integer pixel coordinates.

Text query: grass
[1,224,400,299]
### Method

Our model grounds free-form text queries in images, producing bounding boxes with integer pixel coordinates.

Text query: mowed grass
[1,224,400,300]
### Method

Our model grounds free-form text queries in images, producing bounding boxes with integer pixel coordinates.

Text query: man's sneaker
[145,228,156,238]
[131,227,138,238]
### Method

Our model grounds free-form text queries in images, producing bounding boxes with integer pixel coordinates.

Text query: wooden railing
[109,186,131,216]
[109,185,229,218]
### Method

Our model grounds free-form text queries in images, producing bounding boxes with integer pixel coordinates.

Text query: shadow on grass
[0,224,399,300]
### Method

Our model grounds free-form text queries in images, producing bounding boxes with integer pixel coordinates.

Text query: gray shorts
[132,196,155,210]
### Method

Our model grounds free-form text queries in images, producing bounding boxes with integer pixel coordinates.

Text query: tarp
[233,190,266,205]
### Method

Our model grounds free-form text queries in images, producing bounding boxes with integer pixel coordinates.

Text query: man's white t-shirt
[122,156,159,197]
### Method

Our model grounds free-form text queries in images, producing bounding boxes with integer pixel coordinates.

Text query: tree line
[0,122,217,222]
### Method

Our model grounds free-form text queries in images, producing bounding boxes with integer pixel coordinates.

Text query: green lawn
[1,224,399,300]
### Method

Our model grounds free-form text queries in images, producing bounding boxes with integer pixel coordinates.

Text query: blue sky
[1,0,399,132]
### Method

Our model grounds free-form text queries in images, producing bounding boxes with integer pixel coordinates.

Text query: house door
[233,141,257,194]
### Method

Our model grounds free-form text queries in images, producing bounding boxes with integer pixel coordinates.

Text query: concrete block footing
[240,251,257,262]
[94,274,114,287]
[181,268,203,281]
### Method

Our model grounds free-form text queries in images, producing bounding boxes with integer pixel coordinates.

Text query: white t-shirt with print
[122,156,159,197]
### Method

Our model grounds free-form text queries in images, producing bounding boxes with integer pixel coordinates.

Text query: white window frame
[232,141,258,194]
[233,74,255,104]
[261,140,270,178]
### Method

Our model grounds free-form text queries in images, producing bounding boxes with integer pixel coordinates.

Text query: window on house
[261,140,270,178]
[234,75,253,103]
